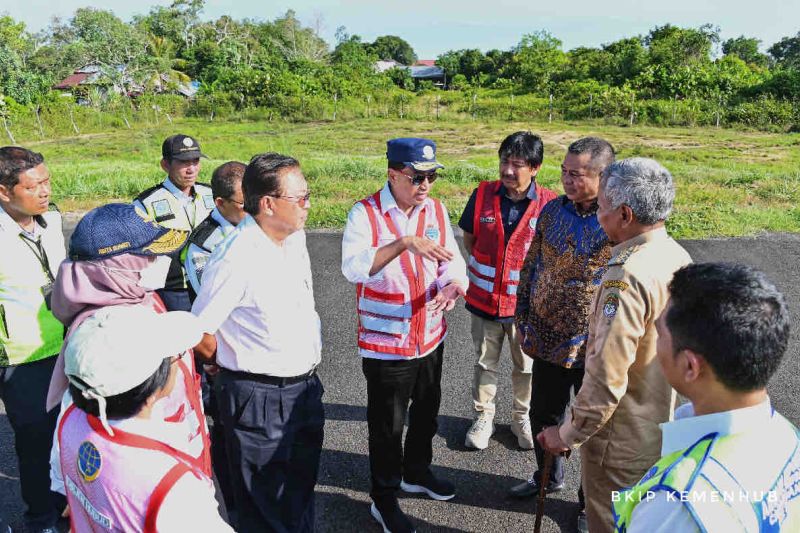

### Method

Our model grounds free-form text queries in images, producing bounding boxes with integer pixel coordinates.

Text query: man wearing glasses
[193,153,323,532]
[181,160,246,525]
[342,138,468,533]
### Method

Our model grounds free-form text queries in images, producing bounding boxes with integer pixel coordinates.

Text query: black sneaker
[508,473,565,498]
[401,472,455,501]
[370,498,415,533]
[577,508,588,533]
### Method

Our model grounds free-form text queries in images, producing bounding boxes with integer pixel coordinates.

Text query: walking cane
[534,451,554,533]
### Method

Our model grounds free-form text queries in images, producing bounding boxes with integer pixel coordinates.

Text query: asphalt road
[2,228,799,532]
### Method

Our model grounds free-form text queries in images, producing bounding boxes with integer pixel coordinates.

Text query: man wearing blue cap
[0,146,66,533]
[342,138,469,533]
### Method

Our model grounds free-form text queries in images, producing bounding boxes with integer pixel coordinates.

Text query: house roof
[53,72,92,89]
[414,60,436,67]
[408,65,444,79]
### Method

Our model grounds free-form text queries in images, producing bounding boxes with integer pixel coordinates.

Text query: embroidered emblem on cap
[603,293,619,319]
[425,226,440,241]
[77,441,102,482]
[422,145,434,160]
[143,229,187,254]
[182,137,194,147]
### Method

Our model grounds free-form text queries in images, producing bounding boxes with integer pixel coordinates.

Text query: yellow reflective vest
[0,207,65,366]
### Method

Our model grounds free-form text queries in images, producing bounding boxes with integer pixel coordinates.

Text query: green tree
[646,24,718,68]
[769,32,800,70]
[511,31,567,93]
[367,35,416,65]
[722,36,769,68]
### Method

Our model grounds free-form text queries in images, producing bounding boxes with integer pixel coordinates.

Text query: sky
[2,0,799,58]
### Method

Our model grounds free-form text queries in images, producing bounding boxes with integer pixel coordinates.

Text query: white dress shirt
[192,215,321,376]
[341,182,468,360]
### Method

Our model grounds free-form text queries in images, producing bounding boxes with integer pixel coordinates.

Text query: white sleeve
[341,202,380,284]
[184,243,210,297]
[156,471,233,532]
[628,492,701,533]
[191,256,247,334]
[435,204,469,290]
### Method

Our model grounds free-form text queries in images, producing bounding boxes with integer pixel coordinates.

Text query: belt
[222,367,317,387]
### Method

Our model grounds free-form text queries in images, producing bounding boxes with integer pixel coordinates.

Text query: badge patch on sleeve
[603,280,629,292]
[152,199,172,218]
[202,194,215,210]
[77,441,102,482]
[603,293,619,319]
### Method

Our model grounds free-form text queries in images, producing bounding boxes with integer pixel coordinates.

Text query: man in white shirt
[193,153,324,533]
[0,146,66,533]
[614,263,799,532]
[342,138,468,533]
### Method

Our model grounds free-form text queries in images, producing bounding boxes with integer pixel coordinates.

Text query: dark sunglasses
[401,171,439,186]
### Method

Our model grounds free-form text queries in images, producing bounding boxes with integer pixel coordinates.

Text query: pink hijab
[47,253,163,409]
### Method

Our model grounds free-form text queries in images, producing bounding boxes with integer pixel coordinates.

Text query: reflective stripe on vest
[613,417,800,533]
[355,191,448,357]
[464,180,554,317]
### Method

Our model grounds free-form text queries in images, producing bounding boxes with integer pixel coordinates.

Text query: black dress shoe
[508,475,565,498]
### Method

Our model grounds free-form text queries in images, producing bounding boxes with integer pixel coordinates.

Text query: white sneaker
[465,414,494,449]
[511,418,534,449]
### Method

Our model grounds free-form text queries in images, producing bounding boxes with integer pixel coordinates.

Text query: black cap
[162,134,208,161]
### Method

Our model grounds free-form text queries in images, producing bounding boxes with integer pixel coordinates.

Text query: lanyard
[18,233,55,283]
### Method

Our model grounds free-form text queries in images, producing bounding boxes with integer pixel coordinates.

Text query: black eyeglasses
[400,171,439,186]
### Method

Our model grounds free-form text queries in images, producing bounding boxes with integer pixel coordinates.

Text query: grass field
[27,117,800,239]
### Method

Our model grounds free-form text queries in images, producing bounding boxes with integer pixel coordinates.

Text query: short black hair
[0,146,45,189]
[567,137,615,174]
[666,262,790,392]
[243,153,300,216]
[69,358,173,419]
[211,161,246,200]
[388,161,406,171]
[498,131,544,168]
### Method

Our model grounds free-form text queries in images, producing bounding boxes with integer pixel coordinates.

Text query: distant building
[408,65,445,85]
[54,65,198,102]
[374,59,403,73]
[413,59,437,67]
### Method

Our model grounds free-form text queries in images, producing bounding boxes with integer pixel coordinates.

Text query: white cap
[65,305,203,434]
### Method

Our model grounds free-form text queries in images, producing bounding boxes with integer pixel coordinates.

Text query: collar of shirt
[560,195,599,217]
[610,226,668,258]
[210,207,234,230]
[496,182,538,201]
[379,181,432,218]
[659,398,774,456]
[0,203,45,237]
[162,177,194,206]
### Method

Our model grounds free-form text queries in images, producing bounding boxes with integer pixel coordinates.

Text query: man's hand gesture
[404,236,454,262]
[427,282,466,314]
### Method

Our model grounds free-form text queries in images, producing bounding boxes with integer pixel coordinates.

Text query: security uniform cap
[162,134,208,161]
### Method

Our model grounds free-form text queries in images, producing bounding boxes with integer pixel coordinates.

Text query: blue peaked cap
[69,203,187,261]
[386,138,444,172]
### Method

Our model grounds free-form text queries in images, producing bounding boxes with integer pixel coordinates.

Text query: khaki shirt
[560,227,692,469]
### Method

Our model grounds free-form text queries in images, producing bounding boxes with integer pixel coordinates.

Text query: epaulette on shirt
[608,245,639,267]
[47,202,60,213]
[187,215,222,252]
[134,183,163,202]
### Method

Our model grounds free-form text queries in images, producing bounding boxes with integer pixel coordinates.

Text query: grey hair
[601,157,675,225]
[567,137,615,174]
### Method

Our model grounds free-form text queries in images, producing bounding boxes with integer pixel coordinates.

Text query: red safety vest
[355,191,449,357]
[465,181,556,317]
